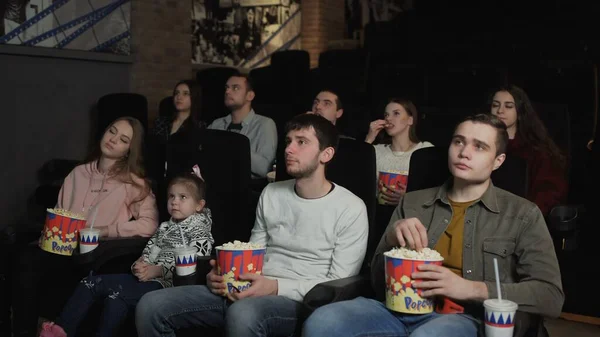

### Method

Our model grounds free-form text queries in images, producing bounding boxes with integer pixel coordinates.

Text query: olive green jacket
[371,181,564,319]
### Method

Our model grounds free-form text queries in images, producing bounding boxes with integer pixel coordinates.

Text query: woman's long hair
[490,85,566,168]
[86,116,150,203]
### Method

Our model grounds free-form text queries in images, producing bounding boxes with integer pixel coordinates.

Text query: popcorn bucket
[39,209,87,256]
[216,247,266,294]
[378,171,408,205]
[384,254,443,314]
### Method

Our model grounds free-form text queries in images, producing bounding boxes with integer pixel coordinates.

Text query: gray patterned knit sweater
[133,209,214,288]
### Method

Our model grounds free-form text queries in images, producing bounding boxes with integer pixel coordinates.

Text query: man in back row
[304,114,563,336]
[208,73,278,179]
[310,89,344,125]
[308,89,355,139]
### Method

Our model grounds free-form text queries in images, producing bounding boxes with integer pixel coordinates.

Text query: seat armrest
[513,311,547,337]
[72,237,149,271]
[303,274,372,311]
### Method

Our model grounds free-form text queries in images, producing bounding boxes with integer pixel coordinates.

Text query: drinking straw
[493,258,502,301]
[89,206,99,229]
[179,225,187,247]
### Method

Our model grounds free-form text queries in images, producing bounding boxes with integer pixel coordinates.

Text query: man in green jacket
[303,113,563,337]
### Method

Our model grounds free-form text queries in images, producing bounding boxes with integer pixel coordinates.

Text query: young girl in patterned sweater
[40,167,214,337]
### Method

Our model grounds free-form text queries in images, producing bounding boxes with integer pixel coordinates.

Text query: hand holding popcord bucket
[384,247,444,314]
[216,241,266,294]
[39,208,87,256]
[378,171,408,205]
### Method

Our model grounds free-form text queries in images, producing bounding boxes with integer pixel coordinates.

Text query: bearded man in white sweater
[136,113,369,337]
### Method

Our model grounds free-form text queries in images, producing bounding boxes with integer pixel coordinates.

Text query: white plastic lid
[484,299,518,311]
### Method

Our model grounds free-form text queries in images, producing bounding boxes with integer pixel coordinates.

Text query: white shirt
[250,180,369,302]
[374,141,434,177]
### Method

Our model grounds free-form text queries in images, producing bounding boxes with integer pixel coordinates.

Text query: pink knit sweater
[56,162,159,237]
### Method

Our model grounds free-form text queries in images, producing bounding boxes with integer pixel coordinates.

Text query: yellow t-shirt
[434,198,476,276]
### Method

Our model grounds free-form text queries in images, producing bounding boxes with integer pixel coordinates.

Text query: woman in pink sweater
[12,117,159,337]
[57,117,158,238]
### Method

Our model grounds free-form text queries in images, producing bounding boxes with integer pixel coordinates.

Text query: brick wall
[130,0,192,121]
[301,0,346,68]
[130,0,345,120]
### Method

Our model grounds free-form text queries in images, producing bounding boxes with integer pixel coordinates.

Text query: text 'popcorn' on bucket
[384,247,443,261]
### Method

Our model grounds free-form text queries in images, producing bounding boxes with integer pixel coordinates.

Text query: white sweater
[250,180,369,302]
[374,141,434,177]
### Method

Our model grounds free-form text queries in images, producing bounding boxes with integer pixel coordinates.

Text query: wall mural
[345,0,413,39]
[192,0,301,68]
[0,0,131,55]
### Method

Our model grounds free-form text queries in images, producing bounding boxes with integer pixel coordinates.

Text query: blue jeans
[136,285,304,337]
[302,297,479,337]
[56,273,162,337]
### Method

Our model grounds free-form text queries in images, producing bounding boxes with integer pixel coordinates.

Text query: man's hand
[227,274,278,302]
[206,259,226,296]
[138,265,163,282]
[387,217,428,251]
[412,264,489,301]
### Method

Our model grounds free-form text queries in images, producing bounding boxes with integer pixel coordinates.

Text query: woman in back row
[148,80,205,221]
[365,98,433,205]
[490,85,568,215]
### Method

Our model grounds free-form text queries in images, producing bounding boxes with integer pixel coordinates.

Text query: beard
[286,155,320,179]
[225,102,242,111]
[224,97,242,110]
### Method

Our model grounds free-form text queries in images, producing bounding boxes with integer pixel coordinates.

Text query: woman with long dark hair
[149,80,205,221]
[490,85,568,214]
[151,80,203,141]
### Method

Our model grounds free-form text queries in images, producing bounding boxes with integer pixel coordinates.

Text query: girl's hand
[138,265,163,282]
[133,260,148,273]
[365,120,387,144]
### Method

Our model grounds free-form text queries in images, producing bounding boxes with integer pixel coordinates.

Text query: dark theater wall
[0,53,130,229]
